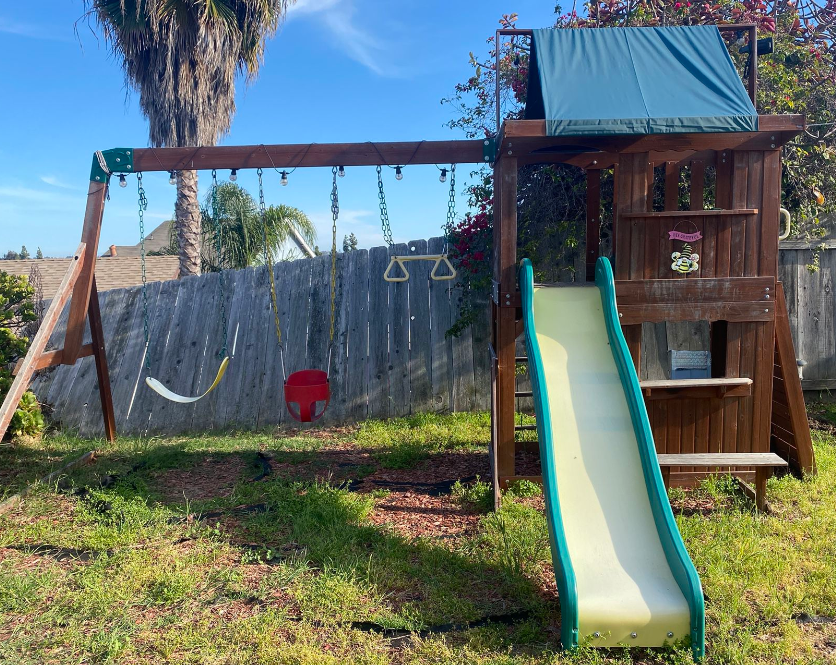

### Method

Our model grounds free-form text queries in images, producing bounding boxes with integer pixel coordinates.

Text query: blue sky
[0,2,556,257]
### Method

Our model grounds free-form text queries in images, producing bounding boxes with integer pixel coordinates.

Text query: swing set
[0,140,485,440]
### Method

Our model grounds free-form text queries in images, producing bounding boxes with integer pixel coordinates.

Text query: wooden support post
[661,466,671,490]
[87,278,116,442]
[0,244,87,441]
[64,181,108,363]
[585,169,601,282]
[493,154,519,487]
[755,466,769,512]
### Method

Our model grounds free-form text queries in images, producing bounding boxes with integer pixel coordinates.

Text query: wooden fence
[30,237,491,437]
[26,238,836,437]
[778,239,836,391]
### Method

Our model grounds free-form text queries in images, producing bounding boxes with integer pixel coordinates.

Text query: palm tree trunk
[175,169,202,276]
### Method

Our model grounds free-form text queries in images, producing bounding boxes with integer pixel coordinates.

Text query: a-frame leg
[0,244,87,441]
[88,278,116,442]
[1,178,112,443]
[771,282,816,475]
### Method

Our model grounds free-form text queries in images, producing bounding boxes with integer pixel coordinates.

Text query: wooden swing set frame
[0,140,489,442]
[0,26,816,495]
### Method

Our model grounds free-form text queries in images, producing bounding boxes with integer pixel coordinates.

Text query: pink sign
[669,230,702,242]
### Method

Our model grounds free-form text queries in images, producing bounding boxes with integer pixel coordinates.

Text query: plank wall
[613,150,781,486]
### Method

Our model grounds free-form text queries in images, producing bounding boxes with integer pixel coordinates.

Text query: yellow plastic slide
[519,257,704,660]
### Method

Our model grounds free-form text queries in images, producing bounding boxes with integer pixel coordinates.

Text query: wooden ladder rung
[515,391,533,398]
[514,424,537,431]
[515,356,528,362]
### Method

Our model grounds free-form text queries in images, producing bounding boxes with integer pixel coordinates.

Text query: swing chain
[376,165,394,248]
[211,170,229,359]
[445,164,457,254]
[329,167,339,354]
[137,172,151,371]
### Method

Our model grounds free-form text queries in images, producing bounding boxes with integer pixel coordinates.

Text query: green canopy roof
[524,26,758,136]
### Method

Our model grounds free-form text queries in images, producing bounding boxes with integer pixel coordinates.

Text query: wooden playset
[489,25,816,508]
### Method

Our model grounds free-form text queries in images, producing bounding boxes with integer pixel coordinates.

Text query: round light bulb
[280,171,288,186]
[230,169,238,182]
[338,166,345,178]
[439,168,447,183]
[118,174,127,188]
[169,171,177,185]
[395,166,403,181]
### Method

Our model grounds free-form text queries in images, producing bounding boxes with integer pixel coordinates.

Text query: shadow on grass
[2,441,560,654]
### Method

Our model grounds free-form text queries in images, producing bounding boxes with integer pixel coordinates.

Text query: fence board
[236,264,273,430]
[368,246,390,419]
[345,249,370,422]
[389,243,410,418]
[451,280,476,412]
[407,239,433,415]
[214,268,256,429]
[257,261,291,429]
[428,236,453,412]
[327,252,350,423]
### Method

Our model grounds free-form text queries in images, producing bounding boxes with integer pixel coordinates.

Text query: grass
[0,412,833,663]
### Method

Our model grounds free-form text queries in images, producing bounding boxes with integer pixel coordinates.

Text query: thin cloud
[0,17,72,43]
[287,0,399,77]
[40,175,77,190]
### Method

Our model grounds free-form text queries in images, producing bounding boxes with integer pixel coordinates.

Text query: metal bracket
[492,280,500,304]
[90,148,134,183]
[482,137,497,164]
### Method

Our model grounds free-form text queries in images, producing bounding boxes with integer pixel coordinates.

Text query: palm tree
[84,0,293,277]
[202,182,317,271]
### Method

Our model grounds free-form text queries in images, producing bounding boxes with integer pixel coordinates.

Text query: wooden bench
[657,453,788,511]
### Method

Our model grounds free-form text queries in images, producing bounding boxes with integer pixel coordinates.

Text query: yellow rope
[265,240,282,346]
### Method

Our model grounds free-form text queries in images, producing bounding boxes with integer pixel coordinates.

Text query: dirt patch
[152,455,248,503]
[269,447,377,485]
[797,619,836,659]
[668,488,727,516]
[358,452,491,540]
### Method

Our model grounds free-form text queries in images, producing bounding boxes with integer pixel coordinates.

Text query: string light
[280,170,289,186]
[439,168,448,183]
[118,174,127,188]
[395,166,403,181]
[338,165,345,178]
[169,171,177,185]
[230,169,238,182]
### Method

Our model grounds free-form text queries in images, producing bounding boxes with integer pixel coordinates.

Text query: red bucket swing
[260,166,339,423]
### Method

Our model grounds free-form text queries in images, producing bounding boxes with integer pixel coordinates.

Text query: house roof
[101,220,174,258]
[1,256,179,299]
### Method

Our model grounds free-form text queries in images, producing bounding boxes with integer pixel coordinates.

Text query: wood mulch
[358,452,491,540]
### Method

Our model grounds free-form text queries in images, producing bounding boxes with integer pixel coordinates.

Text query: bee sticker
[671,243,700,274]
[668,221,701,275]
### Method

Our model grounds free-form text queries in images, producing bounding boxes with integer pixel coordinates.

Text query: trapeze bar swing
[377,163,458,283]
[138,170,232,403]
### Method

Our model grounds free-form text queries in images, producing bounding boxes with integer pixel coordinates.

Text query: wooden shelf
[640,377,753,400]
[621,209,758,218]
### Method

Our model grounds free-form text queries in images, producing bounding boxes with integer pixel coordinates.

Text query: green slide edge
[594,257,705,661]
[519,258,579,650]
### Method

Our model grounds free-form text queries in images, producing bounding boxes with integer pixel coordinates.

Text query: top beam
[132,140,488,173]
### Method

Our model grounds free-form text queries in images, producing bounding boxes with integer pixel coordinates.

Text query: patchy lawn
[0,411,834,664]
